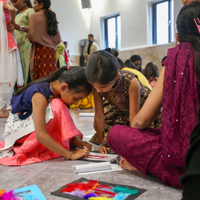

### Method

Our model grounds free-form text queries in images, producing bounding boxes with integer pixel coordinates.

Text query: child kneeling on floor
[0,66,92,166]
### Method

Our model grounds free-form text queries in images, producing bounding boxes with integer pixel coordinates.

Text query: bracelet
[20,25,25,33]
[65,151,73,160]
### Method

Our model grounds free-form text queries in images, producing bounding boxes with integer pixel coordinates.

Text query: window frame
[152,0,172,45]
[104,14,120,50]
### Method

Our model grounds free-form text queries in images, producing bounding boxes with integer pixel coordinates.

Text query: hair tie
[194,18,200,34]
[67,65,71,70]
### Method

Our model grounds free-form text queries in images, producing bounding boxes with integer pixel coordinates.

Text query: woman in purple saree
[108,2,200,188]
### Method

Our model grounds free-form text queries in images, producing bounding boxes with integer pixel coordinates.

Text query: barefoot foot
[0,111,9,118]
[0,105,9,118]
[119,157,138,171]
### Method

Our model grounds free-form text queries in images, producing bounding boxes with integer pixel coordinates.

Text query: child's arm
[93,88,105,145]
[131,67,164,129]
[32,92,89,160]
[128,77,141,124]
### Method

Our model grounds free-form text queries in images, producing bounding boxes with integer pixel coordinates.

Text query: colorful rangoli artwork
[0,189,36,200]
[0,185,46,200]
[60,180,138,200]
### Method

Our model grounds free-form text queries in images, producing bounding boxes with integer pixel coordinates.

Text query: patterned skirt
[33,43,57,81]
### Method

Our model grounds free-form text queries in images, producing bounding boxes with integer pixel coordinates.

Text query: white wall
[50,0,182,55]
[91,0,150,50]
[174,0,183,32]
[90,0,182,50]
[50,0,91,55]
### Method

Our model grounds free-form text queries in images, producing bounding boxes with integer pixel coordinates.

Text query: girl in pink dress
[0,0,23,117]
[108,2,200,188]
[0,66,92,165]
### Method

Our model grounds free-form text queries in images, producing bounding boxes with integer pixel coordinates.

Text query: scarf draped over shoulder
[28,9,61,76]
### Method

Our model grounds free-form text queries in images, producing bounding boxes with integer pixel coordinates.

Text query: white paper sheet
[73,162,111,174]
[81,152,118,162]
[83,134,94,139]
[76,164,123,175]
[79,113,95,117]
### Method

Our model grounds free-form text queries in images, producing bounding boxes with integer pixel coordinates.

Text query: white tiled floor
[0,109,182,199]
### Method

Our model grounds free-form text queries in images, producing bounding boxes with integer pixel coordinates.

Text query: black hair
[15,66,92,96]
[36,0,58,36]
[130,54,142,72]
[143,62,159,80]
[154,63,158,73]
[24,0,33,8]
[177,1,200,83]
[161,56,167,66]
[86,50,119,84]
[130,54,142,63]
[88,34,94,38]
[117,58,125,69]
[104,48,123,69]
[124,59,136,69]
[111,48,119,58]
[63,41,68,45]
[104,47,111,54]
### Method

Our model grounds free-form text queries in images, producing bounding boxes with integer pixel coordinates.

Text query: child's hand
[99,145,111,154]
[76,139,92,151]
[79,141,92,151]
[70,148,89,160]
[72,136,92,151]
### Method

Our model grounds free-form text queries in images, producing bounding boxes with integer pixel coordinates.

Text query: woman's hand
[72,136,92,151]
[70,148,90,160]
[99,145,111,154]
[8,21,15,31]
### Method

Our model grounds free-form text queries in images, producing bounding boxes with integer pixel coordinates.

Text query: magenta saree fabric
[108,42,199,188]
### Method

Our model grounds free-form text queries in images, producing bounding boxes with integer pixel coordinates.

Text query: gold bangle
[65,151,73,160]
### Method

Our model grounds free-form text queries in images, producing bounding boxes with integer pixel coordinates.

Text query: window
[104,15,121,50]
[152,0,172,45]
